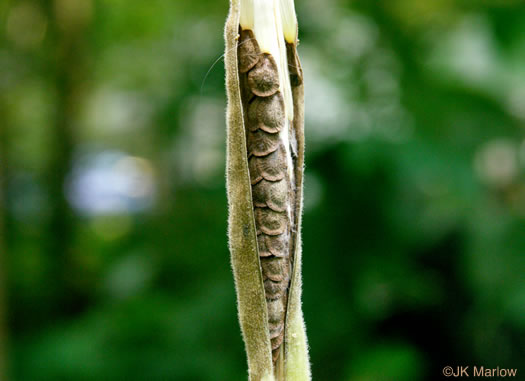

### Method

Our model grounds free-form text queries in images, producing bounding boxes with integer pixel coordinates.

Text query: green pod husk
[224,1,310,380]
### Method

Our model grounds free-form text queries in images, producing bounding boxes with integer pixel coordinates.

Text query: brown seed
[248,92,285,133]
[247,53,280,97]
[265,234,288,257]
[271,331,285,350]
[252,179,288,212]
[256,146,287,181]
[247,129,280,157]
[266,298,285,323]
[257,233,273,257]
[261,256,289,282]
[264,278,287,300]
[257,234,288,258]
[269,320,284,339]
[254,208,288,236]
[238,29,261,73]
[248,157,263,185]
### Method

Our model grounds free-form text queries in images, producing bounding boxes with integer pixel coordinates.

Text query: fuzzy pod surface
[224,0,310,380]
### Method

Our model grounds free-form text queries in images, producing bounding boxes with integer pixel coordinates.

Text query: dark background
[1,0,524,380]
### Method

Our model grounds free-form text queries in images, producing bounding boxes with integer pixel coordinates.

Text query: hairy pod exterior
[225,0,310,380]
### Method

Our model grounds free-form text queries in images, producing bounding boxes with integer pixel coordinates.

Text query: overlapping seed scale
[252,179,288,212]
[246,129,280,157]
[267,298,285,323]
[238,29,260,73]
[269,320,284,340]
[257,233,288,257]
[261,256,289,282]
[247,93,285,133]
[264,234,288,257]
[257,146,287,181]
[272,349,281,362]
[271,331,285,351]
[264,278,287,300]
[257,233,272,257]
[248,157,263,185]
[255,208,288,236]
[248,149,286,184]
[267,299,285,351]
[247,53,279,97]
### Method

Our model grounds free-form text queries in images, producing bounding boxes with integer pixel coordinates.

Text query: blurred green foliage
[1,0,524,380]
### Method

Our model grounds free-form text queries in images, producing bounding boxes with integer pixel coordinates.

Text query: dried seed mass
[236,24,301,367]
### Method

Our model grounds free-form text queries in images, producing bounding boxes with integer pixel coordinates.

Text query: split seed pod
[224,0,310,380]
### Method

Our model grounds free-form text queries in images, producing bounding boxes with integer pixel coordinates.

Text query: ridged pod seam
[225,1,274,380]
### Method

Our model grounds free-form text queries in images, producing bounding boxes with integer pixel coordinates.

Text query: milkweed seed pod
[225,0,310,380]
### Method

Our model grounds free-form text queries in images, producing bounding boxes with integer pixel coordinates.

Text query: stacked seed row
[238,29,293,363]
